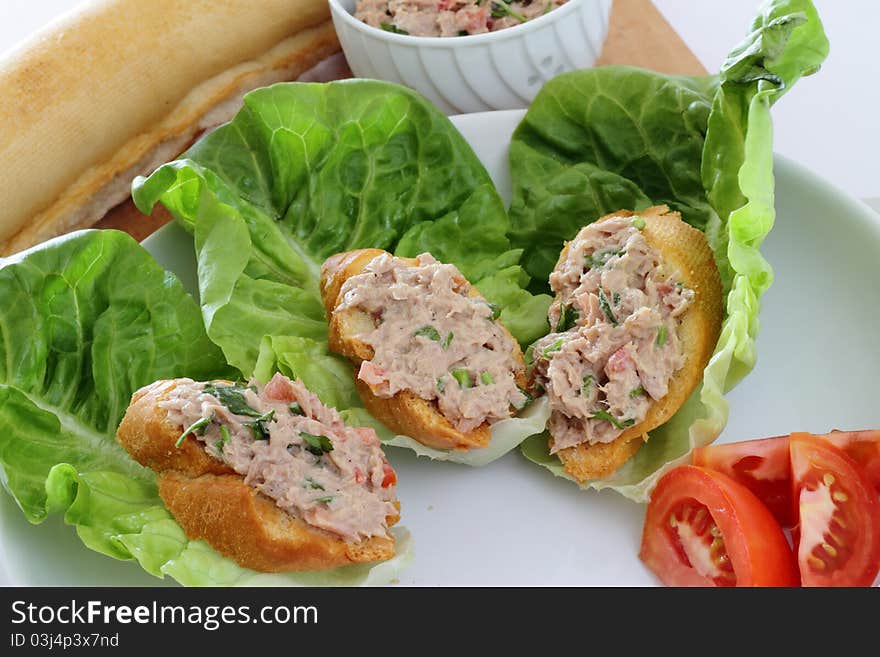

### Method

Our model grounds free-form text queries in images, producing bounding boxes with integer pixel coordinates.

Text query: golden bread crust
[116,380,234,478]
[320,248,527,451]
[355,379,492,450]
[115,378,398,571]
[557,433,647,482]
[159,472,397,573]
[554,206,723,482]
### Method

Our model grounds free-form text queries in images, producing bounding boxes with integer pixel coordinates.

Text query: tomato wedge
[693,429,880,527]
[790,433,880,587]
[640,465,798,587]
[693,435,793,525]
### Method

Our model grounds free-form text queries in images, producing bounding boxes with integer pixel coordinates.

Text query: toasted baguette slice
[116,379,399,572]
[553,206,723,483]
[321,248,527,451]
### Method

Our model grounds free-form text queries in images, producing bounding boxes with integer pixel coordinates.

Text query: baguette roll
[0,0,340,254]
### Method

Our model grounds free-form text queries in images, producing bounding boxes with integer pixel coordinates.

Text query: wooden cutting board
[598,0,706,74]
[98,0,706,241]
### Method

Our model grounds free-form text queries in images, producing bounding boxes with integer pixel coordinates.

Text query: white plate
[2,110,879,586]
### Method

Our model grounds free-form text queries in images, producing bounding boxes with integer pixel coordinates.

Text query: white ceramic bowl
[328,0,612,114]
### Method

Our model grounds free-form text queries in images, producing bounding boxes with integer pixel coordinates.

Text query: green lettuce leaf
[515,0,829,500]
[508,71,717,286]
[45,463,412,586]
[133,80,550,463]
[0,231,411,585]
[253,335,361,411]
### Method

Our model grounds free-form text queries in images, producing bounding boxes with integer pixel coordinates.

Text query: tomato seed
[832,491,848,502]
[693,508,709,533]
[823,472,835,486]
[822,543,837,557]
[808,555,826,570]
[668,502,735,585]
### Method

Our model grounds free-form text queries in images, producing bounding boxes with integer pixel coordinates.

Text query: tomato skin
[825,430,880,494]
[693,435,793,526]
[640,465,799,587]
[790,434,880,587]
[692,430,880,527]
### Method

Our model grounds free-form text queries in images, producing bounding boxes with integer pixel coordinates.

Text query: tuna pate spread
[337,252,527,434]
[354,0,568,37]
[159,373,398,542]
[532,215,695,451]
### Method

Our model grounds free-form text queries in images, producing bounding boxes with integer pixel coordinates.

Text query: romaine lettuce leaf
[0,230,411,585]
[515,0,829,500]
[133,80,551,464]
[508,70,718,286]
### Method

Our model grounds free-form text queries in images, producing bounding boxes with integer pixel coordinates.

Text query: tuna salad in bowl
[354,0,570,37]
[328,0,612,113]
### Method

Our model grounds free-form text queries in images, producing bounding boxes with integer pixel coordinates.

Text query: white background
[0,0,876,202]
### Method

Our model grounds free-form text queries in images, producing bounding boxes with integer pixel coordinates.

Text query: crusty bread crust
[0,1,339,254]
[321,249,527,451]
[557,433,648,482]
[117,380,234,478]
[553,206,723,482]
[116,379,398,572]
[159,472,396,573]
